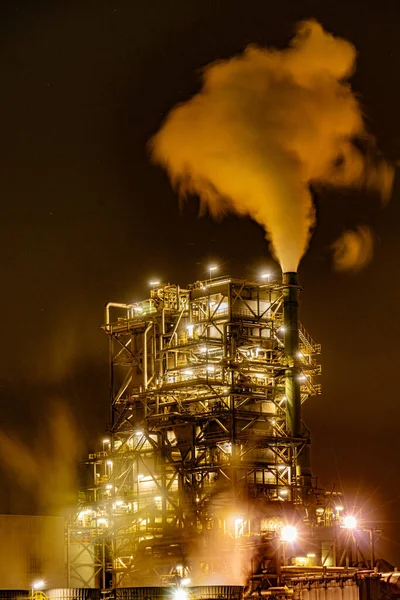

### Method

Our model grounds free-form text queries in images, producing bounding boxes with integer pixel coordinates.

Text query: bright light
[261,272,270,280]
[335,505,344,512]
[343,515,357,529]
[206,365,215,373]
[297,351,303,358]
[279,326,285,333]
[134,430,143,436]
[149,280,160,286]
[174,590,188,600]
[183,370,193,376]
[32,580,45,591]
[97,518,108,526]
[186,324,194,337]
[307,553,316,558]
[277,464,286,470]
[234,518,244,538]
[279,489,288,496]
[102,438,110,444]
[208,265,218,280]
[105,484,113,490]
[200,346,207,353]
[281,525,298,542]
[137,474,144,480]
[107,461,113,466]
[181,578,191,586]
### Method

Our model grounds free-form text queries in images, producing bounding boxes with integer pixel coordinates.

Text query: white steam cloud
[332,225,374,272]
[0,403,81,515]
[150,19,393,272]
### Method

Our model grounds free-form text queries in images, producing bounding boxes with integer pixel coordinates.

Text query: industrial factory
[63,271,388,599]
[0,270,397,600]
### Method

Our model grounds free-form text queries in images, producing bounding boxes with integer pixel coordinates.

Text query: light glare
[32,580,45,591]
[281,525,298,542]
[343,515,357,529]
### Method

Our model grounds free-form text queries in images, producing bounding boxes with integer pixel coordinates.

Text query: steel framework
[70,276,322,587]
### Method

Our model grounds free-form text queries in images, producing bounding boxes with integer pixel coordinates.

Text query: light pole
[278,526,298,583]
[31,580,45,600]
[208,265,217,280]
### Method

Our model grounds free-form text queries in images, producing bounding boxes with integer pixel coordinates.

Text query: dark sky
[1,0,400,563]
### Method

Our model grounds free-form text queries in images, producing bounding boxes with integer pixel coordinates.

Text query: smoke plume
[0,402,81,515]
[150,20,393,272]
[332,225,374,272]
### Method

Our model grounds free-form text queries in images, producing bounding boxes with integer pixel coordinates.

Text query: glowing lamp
[281,525,298,542]
[32,581,45,591]
[174,590,188,600]
[208,265,218,279]
[343,515,357,529]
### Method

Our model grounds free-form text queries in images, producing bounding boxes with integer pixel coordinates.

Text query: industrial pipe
[282,272,312,489]
[104,302,131,332]
[282,272,301,437]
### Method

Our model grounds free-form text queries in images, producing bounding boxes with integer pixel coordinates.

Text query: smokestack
[282,272,312,491]
[282,272,301,437]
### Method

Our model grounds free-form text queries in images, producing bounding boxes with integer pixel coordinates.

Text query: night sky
[1,0,400,563]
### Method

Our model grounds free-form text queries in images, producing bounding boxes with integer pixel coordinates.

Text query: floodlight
[208,265,218,279]
[32,580,45,591]
[281,525,298,542]
[343,515,357,529]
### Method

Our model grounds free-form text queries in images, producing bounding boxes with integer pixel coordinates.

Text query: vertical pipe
[66,523,70,588]
[102,538,106,589]
[143,323,152,390]
[282,272,301,436]
[282,272,312,492]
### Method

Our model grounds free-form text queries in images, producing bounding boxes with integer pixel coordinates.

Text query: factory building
[69,273,340,587]
[63,271,397,600]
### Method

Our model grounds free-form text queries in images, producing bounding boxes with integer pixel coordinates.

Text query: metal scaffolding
[70,276,322,587]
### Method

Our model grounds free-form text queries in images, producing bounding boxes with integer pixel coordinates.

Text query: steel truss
[71,277,321,587]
